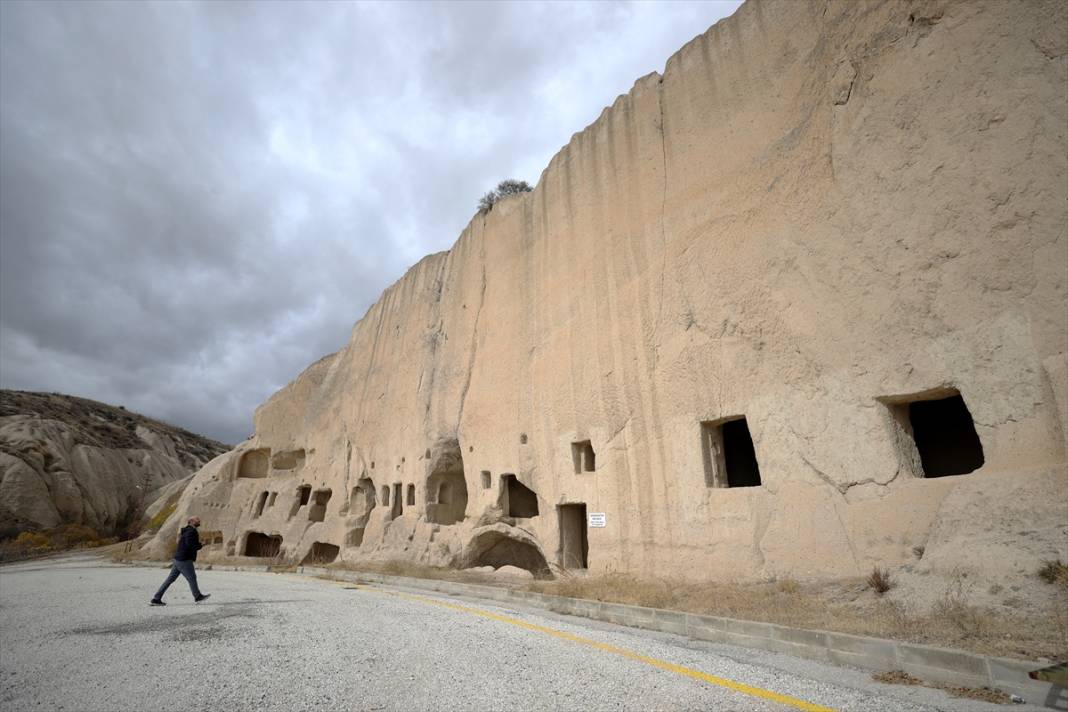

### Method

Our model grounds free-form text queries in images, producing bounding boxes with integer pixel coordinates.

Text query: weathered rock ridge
[0,390,229,536]
[148,0,1067,583]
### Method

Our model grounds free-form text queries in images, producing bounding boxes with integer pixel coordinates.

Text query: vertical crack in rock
[653,76,669,364]
[457,239,488,428]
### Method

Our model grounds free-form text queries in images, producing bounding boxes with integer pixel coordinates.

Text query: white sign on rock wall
[588,512,606,528]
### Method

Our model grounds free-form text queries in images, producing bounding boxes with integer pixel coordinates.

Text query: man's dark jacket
[174,525,203,561]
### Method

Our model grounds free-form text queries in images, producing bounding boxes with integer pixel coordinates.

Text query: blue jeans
[153,559,203,600]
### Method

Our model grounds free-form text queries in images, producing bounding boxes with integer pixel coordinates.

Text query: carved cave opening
[701,417,762,488]
[466,530,550,578]
[244,532,282,558]
[391,483,403,519]
[271,449,305,471]
[558,503,588,569]
[237,449,269,479]
[350,479,377,521]
[309,489,332,523]
[406,484,415,506]
[346,527,365,547]
[253,491,268,518]
[289,485,312,518]
[571,440,595,473]
[302,541,340,565]
[426,441,468,525]
[500,474,539,518]
[888,391,985,478]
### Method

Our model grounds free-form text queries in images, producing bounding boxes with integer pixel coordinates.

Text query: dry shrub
[1038,560,1068,590]
[775,578,801,595]
[934,573,987,637]
[866,566,893,595]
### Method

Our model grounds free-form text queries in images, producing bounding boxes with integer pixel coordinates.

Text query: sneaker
[150,599,166,606]
[194,594,211,603]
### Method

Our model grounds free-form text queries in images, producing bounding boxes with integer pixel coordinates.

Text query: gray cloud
[0,0,741,444]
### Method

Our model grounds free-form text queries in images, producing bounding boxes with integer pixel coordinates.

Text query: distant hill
[0,390,231,537]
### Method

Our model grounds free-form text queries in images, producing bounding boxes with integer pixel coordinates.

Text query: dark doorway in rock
[308,489,332,522]
[391,483,403,519]
[908,394,984,477]
[500,474,539,518]
[346,527,365,547]
[253,491,268,518]
[349,479,376,521]
[571,441,595,473]
[466,530,550,578]
[406,484,415,506]
[302,541,339,565]
[558,503,588,569]
[426,440,468,525]
[244,532,282,558]
[701,417,762,488]
[289,485,312,518]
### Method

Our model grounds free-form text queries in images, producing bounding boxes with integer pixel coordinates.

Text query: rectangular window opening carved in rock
[701,417,762,488]
[571,440,595,474]
[500,473,539,518]
[881,389,985,478]
[406,483,415,507]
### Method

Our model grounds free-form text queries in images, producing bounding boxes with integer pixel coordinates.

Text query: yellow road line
[354,585,836,712]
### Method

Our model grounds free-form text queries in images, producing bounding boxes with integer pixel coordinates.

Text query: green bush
[477,179,533,214]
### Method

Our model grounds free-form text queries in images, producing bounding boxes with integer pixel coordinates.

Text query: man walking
[150,516,211,606]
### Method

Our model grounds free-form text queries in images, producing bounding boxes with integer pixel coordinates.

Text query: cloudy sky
[0,0,741,445]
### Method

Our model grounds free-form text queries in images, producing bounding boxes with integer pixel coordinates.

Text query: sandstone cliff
[147,0,1067,585]
[0,390,230,536]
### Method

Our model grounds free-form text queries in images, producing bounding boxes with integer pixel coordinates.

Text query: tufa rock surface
[0,390,230,537]
[147,0,1067,583]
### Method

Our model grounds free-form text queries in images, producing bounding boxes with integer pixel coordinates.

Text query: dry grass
[526,573,1068,661]
[1038,560,1068,591]
[866,567,893,595]
[873,670,1011,704]
[144,502,177,533]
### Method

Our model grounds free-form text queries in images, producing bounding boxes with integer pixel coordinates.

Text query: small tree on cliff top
[477,179,533,214]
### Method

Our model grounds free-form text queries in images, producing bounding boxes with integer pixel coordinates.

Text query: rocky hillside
[0,390,230,537]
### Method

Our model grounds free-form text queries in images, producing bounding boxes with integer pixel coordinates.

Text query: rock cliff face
[0,391,229,536]
[148,0,1067,582]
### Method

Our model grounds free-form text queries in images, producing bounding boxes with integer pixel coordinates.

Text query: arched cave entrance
[464,527,551,578]
[426,440,468,525]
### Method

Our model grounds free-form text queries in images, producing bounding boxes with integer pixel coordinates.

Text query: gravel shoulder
[0,556,1046,712]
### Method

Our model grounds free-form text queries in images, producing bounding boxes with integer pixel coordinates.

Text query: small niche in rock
[289,485,312,518]
[308,489,332,523]
[303,541,339,565]
[571,441,595,474]
[237,449,270,478]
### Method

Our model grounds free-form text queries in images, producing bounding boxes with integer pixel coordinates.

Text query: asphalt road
[0,556,1043,712]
